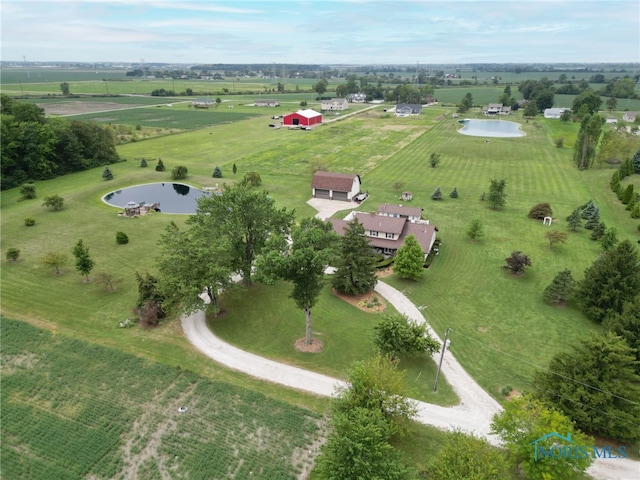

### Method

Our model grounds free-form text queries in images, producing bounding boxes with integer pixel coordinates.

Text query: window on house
[386,232,394,239]
[370,231,379,237]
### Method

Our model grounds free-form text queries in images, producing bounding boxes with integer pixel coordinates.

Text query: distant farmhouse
[544,107,570,119]
[483,103,511,115]
[321,98,349,111]
[283,109,322,128]
[254,99,279,107]
[395,104,422,116]
[348,93,367,103]
[623,111,639,122]
[329,204,436,259]
[192,98,214,109]
[311,171,361,202]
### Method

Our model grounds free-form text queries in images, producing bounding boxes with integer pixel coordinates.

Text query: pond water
[458,119,525,137]
[102,183,208,214]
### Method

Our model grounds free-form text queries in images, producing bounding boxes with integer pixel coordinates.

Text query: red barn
[283,109,322,128]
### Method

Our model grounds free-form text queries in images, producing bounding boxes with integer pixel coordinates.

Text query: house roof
[294,109,322,119]
[378,203,423,218]
[312,171,359,191]
[396,103,422,110]
[354,212,406,235]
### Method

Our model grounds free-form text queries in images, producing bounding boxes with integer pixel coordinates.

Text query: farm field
[1,318,327,479]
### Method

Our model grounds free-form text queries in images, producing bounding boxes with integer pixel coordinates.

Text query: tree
[155,158,165,171]
[20,183,36,200]
[610,170,622,197]
[544,230,568,249]
[232,162,237,175]
[491,395,593,480]
[139,158,148,167]
[41,194,64,211]
[133,272,166,326]
[331,219,377,295]
[115,231,129,245]
[633,149,640,174]
[373,313,439,358]
[195,182,294,286]
[156,220,233,316]
[605,295,640,375]
[599,227,619,251]
[533,332,640,442]
[606,96,618,111]
[576,240,640,323]
[590,221,606,241]
[6,247,20,262]
[240,171,261,187]
[621,184,635,205]
[102,166,113,180]
[429,152,440,168]
[456,92,473,113]
[60,82,70,96]
[528,203,552,219]
[171,165,188,180]
[431,186,442,200]
[503,251,531,275]
[393,235,424,281]
[424,430,510,480]
[94,271,122,292]
[315,407,412,480]
[543,269,575,305]
[72,239,94,282]
[212,166,222,178]
[573,114,604,170]
[256,217,337,346]
[313,78,328,97]
[41,251,68,275]
[449,186,458,198]
[572,90,602,116]
[466,218,484,241]
[486,178,507,209]
[523,100,538,118]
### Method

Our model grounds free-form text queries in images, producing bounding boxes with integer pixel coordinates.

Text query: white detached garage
[311,171,361,202]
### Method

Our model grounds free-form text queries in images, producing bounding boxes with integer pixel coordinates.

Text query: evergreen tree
[599,227,619,251]
[566,208,582,231]
[631,202,640,219]
[449,186,459,198]
[590,221,606,241]
[72,239,95,282]
[533,332,640,442]
[139,158,148,167]
[212,166,222,178]
[232,163,237,175]
[610,170,622,197]
[621,184,634,204]
[331,219,378,295]
[619,157,634,178]
[543,269,575,304]
[486,178,507,209]
[584,214,600,230]
[576,240,640,323]
[393,235,424,280]
[431,186,442,200]
[580,200,596,219]
[155,158,165,171]
[102,166,113,180]
[605,295,640,375]
[632,148,640,174]
[429,152,441,168]
[466,218,484,241]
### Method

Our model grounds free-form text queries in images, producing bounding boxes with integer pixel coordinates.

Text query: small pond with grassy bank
[458,119,525,137]
[102,182,209,214]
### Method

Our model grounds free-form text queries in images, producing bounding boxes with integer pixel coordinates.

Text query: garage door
[315,189,330,199]
[333,191,349,201]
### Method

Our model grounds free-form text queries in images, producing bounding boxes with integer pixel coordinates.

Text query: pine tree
[212,166,222,178]
[599,227,619,251]
[610,170,622,197]
[590,221,606,241]
[543,269,575,304]
[619,157,634,178]
[140,158,148,168]
[580,200,596,219]
[576,240,640,322]
[466,218,484,241]
[232,163,237,175]
[102,166,113,180]
[72,239,95,282]
[605,295,640,375]
[332,219,378,295]
[431,186,442,200]
[486,179,507,209]
[632,148,640,174]
[449,186,459,198]
[566,208,582,231]
[621,184,634,204]
[155,158,165,172]
[393,235,424,281]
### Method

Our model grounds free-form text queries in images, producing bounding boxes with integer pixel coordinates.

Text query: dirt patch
[376,267,394,278]
[38,101,138,116]
[505,389,522,401]
[332,288,387,313]
[294,338,323,353]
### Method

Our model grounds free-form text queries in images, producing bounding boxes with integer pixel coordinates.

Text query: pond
[102,183,209,214]
[458,119,525,138]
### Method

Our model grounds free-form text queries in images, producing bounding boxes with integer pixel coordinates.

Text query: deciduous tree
[256,217,337,345]
[545,230,568,249]
[503,251,531,275]
[41,251,68,275]
[393,234,424,281]
[429,152,441,168]
[72,239,94,282]
[6,247,20,262]
[331,218,377,295]
[373,313,439,357]
[486,178,507,209]
[41,194,64,211]
[574,114,604,170]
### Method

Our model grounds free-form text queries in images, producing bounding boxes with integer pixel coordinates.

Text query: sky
[1,0,639,65]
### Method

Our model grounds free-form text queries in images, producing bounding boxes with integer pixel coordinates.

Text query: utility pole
[433,327,451,392]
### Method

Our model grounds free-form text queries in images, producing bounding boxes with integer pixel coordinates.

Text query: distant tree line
[1,95,121,190]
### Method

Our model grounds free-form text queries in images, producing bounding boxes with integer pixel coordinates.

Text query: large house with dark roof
[311,171,361,202]
[329,205,436,259]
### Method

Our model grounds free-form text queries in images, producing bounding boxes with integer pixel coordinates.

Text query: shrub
[528,203,552,219]
[212,166,222,178]
[374,313,440,357]
[42,195,64,211]
[503,251,532,275]
[501,385,513,396]
[102,166,113,180]
[554,137,564,148]
[116,231,129,245]
[449,187,459,198]
[24,217,35,226]
[6,247,20,262]
[171,165,188,180]
[20,183,37,200]
[240,171,261,187]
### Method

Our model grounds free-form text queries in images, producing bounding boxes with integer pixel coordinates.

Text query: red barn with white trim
[283,109,322,128]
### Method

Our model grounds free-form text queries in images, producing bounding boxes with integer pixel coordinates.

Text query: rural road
[181,279,639,479]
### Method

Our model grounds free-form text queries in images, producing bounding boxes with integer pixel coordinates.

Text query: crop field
[1,318,327,480]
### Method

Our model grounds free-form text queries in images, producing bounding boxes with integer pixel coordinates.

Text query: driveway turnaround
[181,282,639,480]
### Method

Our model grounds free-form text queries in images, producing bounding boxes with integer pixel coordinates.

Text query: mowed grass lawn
[1,105,639,406]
